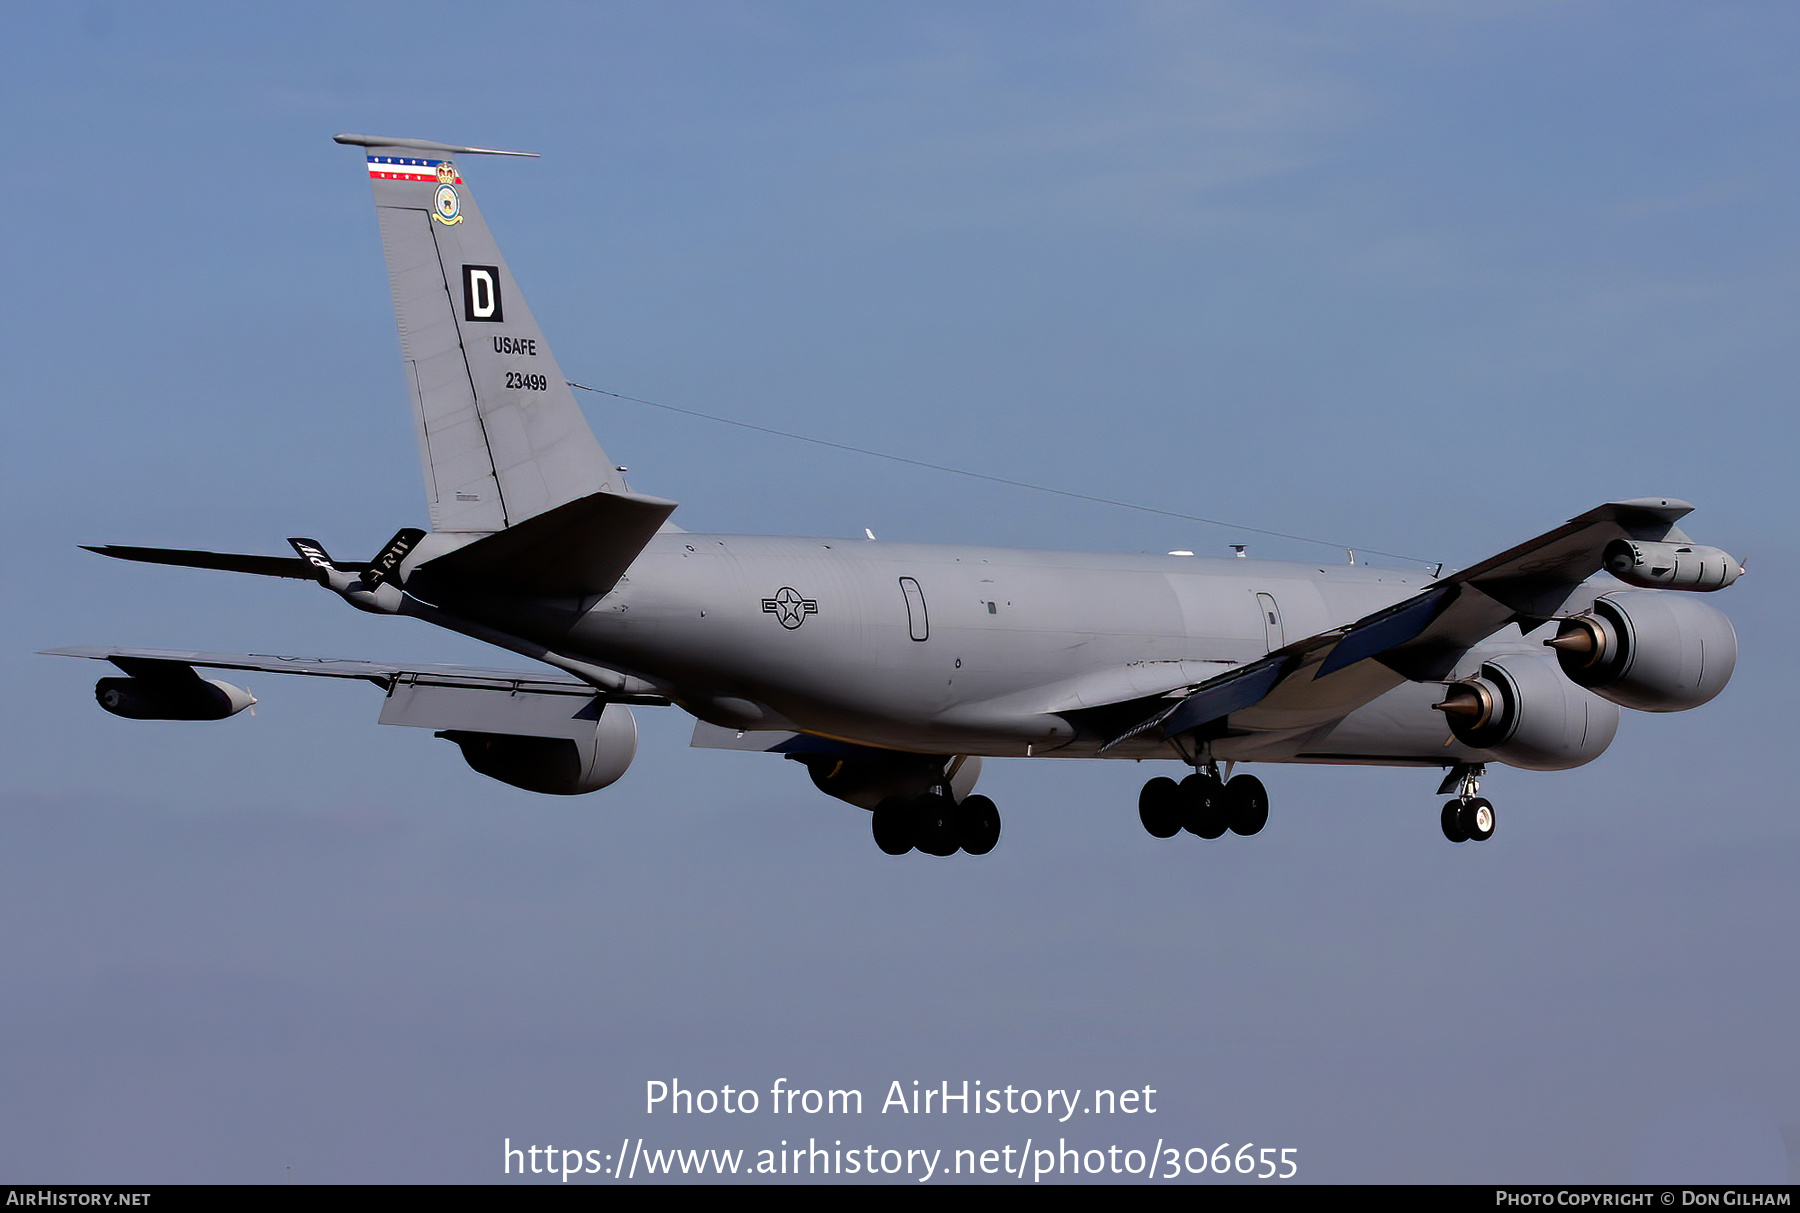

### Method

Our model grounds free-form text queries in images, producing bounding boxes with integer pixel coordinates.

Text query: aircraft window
[900,578,929,641]
[1255,592,1285,649]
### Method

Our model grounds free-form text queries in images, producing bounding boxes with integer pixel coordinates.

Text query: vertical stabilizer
[335,134,621,534]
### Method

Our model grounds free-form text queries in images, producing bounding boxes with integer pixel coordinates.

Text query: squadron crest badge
[363,157,467,226]
[432,161,464,226]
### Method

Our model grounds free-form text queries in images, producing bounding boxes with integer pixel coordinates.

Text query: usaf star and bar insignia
[762,587,819,629]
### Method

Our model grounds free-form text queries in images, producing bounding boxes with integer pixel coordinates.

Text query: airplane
[45,134,1745,856]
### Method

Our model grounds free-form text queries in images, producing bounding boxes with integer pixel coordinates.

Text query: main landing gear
[1440,764,1496,843]
[872,792,1001,857]
[1137,768,1268,841]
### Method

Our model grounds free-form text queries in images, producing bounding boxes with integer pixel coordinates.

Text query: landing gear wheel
[957,794,1002,855]
[1225,774,1269,836]
[1440,800,1469,843]
[1138,777,1182,838]
[914,794,960,856]
[1181,773,1229,839]
[1464,797,1495,842]
[872,797,915,855]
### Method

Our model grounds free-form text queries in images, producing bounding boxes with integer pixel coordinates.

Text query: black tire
[914,794,960,856]
[957,794,1002,855]
[872,797,915,855]
[1137,777,1182,838]
[1440,799,1469,843]
[1181,773,1228,839]
[1464,797,1495,842]
[1225,774,1269,836]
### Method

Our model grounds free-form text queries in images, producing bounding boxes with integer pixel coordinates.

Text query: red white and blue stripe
[365,156,462,183]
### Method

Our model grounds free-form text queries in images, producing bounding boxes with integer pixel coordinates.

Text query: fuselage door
[900,577,929,641]
[1255,591,1285,651]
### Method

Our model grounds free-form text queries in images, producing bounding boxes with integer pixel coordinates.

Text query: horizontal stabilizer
[83,545,367,580]
[413,488,677,597]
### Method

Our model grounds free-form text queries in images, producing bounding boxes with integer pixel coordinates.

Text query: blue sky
[1,2,1795,1183]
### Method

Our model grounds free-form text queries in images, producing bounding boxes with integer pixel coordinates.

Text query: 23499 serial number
[506,372,549,391]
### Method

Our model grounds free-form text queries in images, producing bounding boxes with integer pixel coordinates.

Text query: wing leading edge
[44,646,669,744]
[1091,498,1706,753]
[41,646,668,702]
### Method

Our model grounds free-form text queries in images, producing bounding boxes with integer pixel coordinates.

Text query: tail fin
[335,134,622,534]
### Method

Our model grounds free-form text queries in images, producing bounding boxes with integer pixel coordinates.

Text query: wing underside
[45,646,670,739]
[1075,498,1702,754]
[43,646,596,694]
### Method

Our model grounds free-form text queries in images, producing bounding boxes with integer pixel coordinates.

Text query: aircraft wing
[44,645,671,742]
[81,487,679,602]
[40,646,661,699]
[1091,497,1698,753]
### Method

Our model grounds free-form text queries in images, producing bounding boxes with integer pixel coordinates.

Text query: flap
[378,681,602,738]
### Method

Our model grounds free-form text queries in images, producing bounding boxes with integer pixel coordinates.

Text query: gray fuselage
[461,534,1540,765]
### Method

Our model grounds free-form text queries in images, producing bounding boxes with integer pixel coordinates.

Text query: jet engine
[790,751,982,810]
[438,704,638,795]
[1602,539,1741,591]
[1545,590,1736,712]
[95,675,255,721]
[1433,654,1619,771]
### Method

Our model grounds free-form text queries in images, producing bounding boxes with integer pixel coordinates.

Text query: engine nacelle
[1603,539,1741,591]
[1546,590,1736,712]
[790,752,983,810]
[1434,654,1619,771]
[439,704,637,795]
[95,676,255,721]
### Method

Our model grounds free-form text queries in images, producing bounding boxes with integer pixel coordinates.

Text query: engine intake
[438,703,637,795]
[1546,591,1736,712]
[1603,539,1741,591]
[95,675,255,721]
[1433,654,1618,770]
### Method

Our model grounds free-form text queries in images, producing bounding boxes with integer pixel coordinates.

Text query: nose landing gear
[1439,764,1496,843]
